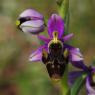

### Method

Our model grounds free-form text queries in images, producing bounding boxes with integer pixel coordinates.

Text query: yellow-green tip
[16,20,20,26]
[51,78,61,82]
[92,74,95,83]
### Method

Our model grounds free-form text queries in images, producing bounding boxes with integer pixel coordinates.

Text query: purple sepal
[86,77,95,95]
[29,45,48,62]
[17,9,45,34]
[70,60,89,72]
[20,9,44,19]
[69,48,83,61]
[20,20,44,34]
[64,46,88,71]
[69,48,86,69]
[47,14,64,38]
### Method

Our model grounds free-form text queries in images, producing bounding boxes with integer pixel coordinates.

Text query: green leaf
[71,73,87,95]
[51,65,70,95]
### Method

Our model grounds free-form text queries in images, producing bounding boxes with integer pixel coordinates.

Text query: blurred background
[0,0,95,95]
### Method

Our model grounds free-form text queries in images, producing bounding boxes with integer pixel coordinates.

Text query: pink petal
[37,35,51,43]
[63,33,74,42]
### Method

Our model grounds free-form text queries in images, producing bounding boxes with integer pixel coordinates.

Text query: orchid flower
[27,13,88,79]
[16,8,88,79]
[16,9,45,34]
[15,1,93,95]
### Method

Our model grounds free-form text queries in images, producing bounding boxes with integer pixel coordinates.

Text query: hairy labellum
[43,55,68,79]
[28,14,87,80]
[42,39,69,79]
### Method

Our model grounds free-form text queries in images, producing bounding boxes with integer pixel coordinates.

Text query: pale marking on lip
[57,65,60,68]
[52,64,54,68]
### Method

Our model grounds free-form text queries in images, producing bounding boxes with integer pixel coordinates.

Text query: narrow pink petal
[37,35,51,43]
[63,33,74,42]
[29,52,42,62]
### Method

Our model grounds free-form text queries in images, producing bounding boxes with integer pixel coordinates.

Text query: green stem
[58,0,69,34]
[52,65,70,95]
[57,0,70,95]
[58,0,69,19]
[61,65,70,95]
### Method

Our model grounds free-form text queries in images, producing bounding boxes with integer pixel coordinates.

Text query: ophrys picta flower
[28,13,88,79]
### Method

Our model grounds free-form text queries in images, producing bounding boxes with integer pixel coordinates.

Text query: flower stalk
[58,0,69,35]
[58,0,69,20]
[61,65,70,95]
[57,0,70,95]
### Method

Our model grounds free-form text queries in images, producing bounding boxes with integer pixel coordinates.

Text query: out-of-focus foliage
[0,0,95,95]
